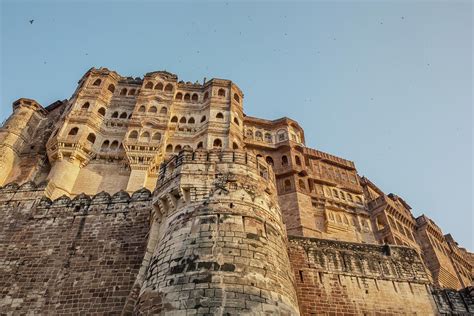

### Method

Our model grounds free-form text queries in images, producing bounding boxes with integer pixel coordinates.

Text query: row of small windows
[101,140,122,151]
[144,81,174,91]
[164,139,224,153]
[111,111,132,119]
[90,78,241,103]
[246,129,287,143]
[176,92,202,102]
[137,105,168,114]
[128,131,162,141]
[91,78,139,96]
[328,188,363,204]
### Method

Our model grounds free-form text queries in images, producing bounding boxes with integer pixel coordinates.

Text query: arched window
[213,138,222,148]
[197,141,203,149]
[184,93,191,101]
[128,130,138,139]
[148,106,157,113]
[140,132,150,142]
[218,88,225,97]
[175,92,183,100]
[171,116,178,123]
[160,106,167,114]
[266,156,274,166]
[179,117,186,124]
[191,93,198,102]
[145,82,153,89]
[110,140,119,150]
[166,144,173,152]
[201,115,206,123]
[120,88,127,95]
[107,84,115,93]
[152,132,161,141]
[68,127,79,136]
[264,133,272,143]
[174,145,182,153]
[284,179,291,192]
[188,117,195,124]
[164,83,173,92]
[332,189,339,198]
[138,105,146,112]
[128,89,136,95]
[92,78,101,86]
[203,91,209,100]
[81,102,90,109]
[101,140,110,150]
[119,112,127,119]
[233,93,240,103]
[97,107,106,116]
[295,156,302,166]
[87,133,96,144]
[216,112,224,119]
[111,111,119,118]
[282,155,288,166]
[233,142,239,150]
[155,82,164,90]
[233,117,240,126]
[246,129,253,138]
[255,131,263,140]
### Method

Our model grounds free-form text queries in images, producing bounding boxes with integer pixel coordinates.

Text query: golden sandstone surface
[0,67,472,315]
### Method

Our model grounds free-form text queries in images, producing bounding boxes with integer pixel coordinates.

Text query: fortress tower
[129,149,299,314]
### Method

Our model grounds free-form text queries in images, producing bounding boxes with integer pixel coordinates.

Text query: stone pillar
[134,150,300,315]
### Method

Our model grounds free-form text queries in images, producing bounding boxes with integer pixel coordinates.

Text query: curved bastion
[134,149,300,315]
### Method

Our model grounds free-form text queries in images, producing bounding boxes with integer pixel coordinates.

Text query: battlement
[157,149,275,188]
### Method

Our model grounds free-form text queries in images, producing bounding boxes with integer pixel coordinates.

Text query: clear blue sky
[1,1,472,249]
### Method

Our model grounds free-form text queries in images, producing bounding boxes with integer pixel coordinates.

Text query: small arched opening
[86,133,96,144]
[68,127,79,136]
[145,82,154,89]
[213,138,222,148]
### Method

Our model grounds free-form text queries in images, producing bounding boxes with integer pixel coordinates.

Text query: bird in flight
[29,19,34,24]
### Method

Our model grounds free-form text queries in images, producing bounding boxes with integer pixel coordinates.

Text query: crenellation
[0,67,471,315]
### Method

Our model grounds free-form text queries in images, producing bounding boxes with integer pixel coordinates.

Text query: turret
[0,98,47,185]
[133,149,300,314]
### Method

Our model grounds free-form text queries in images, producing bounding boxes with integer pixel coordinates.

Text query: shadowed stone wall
[0,183,152,314]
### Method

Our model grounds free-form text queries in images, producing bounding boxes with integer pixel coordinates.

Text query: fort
[0,67,472,315]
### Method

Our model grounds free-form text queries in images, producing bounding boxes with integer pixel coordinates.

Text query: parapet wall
[288,236,438,315]
[0,184,152,314]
